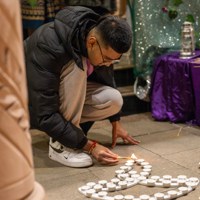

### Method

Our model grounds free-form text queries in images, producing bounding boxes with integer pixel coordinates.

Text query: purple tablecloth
[151,51,200,125]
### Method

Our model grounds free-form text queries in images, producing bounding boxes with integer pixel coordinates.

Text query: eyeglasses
[96,40,121,65]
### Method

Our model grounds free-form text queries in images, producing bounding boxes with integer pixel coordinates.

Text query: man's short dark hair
[95,15,132,54]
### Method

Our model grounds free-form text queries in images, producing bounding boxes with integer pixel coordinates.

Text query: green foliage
[168,9,178,20]
[172,0,183,7]
[163,0,195,23]
[28,0,37,7]
[164,1,199,48]
[186,14,195,23]
[195,32,200,48]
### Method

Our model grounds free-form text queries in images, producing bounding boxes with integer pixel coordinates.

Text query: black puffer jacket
[24,6,120,149]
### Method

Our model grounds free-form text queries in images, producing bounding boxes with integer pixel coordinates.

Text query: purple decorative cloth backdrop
[151,51,200,125]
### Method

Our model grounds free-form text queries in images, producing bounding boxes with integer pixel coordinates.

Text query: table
[151,51,200,125]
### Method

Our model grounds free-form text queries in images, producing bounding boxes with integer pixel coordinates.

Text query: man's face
[87,36,122,67]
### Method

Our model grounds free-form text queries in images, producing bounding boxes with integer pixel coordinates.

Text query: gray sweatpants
[59,58,123,128]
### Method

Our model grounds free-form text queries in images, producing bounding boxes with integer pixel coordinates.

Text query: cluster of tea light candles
[78,154,199,200]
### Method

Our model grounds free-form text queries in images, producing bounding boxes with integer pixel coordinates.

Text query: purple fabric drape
[151,51,200,125]
[190,59,200,125]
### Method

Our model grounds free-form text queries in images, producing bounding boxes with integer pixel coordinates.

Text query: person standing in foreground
[24,6,140,168]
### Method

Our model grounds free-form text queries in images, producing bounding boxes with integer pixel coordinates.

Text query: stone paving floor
[31,113,200,200]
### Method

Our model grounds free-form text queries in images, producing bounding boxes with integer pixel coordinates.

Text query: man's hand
[83,140,119,165]
[91,143,119,165]
[111,121,140,148]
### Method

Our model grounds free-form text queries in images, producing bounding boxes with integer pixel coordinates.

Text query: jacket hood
[54,6,101,70]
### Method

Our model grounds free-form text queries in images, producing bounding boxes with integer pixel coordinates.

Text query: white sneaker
[48,138,93,168]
